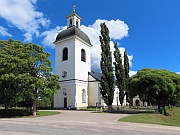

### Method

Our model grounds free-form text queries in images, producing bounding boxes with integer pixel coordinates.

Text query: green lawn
[36,111,60,116]
[119,107,180,127]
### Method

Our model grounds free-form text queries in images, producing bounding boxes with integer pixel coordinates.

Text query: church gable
[88,71,101,81]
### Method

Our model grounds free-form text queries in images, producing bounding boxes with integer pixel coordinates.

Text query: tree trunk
[108,105,112,110]
[33,100,37,116]
[5,103,9,110]
[157,103,161,113]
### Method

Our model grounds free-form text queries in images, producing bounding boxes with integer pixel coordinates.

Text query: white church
[53,7,128,109]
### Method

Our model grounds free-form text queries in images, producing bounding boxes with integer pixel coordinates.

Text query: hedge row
[0,108,33,118]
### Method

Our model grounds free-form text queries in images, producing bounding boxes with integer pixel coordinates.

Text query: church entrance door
[64,98,67,108]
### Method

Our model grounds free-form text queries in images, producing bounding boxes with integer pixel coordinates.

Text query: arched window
[76,21,79,28]
[82,89,86,103]
[62,47,68,61]
[69,19,72,27]
[81,49,86,62]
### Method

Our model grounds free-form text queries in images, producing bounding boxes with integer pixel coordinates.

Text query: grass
[119,107,180,127]
[36,111,60,116]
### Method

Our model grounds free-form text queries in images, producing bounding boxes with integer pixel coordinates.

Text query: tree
[99,22,115,109]
[128,68,180,113]
[113,42,125,109]
[19,42,60,116]
[124,51,130,103]
[0,39,60,116]
[0,39,29,109]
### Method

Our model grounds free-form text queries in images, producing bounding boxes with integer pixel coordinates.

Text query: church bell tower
[53,6,92,109]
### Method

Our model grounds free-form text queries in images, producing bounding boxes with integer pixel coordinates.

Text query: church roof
[89,71,102,81]
[54,26,91,45]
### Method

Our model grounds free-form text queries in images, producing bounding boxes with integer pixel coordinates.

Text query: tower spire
[73,5,76,13]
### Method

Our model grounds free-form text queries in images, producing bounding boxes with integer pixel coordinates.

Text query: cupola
[66,5,81,28]
[54,6,92,46]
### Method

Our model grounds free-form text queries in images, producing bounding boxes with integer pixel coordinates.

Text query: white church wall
[112,87,120,106]
[54,81,77,108]
[55,38,76,80]
[88,74,96,81]
[74,37,91,81]
[112,87,127,107]
[88,82,97,106]
[54,90,61,108]
[88,80,101,107]
[75,81,88,108]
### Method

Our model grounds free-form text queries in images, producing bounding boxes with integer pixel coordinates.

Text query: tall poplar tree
[99,22,115,109]
[113,42,125,109]
[124,51,130,102]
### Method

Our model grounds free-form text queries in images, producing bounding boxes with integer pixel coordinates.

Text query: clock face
[62,71,67,78]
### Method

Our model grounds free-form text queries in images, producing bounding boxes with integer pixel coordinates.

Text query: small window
[69,19,72,27]
[81,49,86,62]
[76,21,79,28]
[62,47,68,61]
[82,89,86,103]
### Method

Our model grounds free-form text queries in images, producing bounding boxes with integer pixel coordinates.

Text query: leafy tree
[99,22,115,109]
[20,42,60,116]
[129,68,180,113]
[113,42,125,109]
[0,39,60,116]
[37,96,53,109]
[0,39,29,109]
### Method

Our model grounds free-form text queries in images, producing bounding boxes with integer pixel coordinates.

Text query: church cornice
[66,13,82,20]
[59,78,99,83]
[54,35,92,47]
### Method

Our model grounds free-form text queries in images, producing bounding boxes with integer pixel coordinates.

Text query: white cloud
[40,26,66,48]
[0,26,12,37]
[129,71,137,77]
[0,0,50,42]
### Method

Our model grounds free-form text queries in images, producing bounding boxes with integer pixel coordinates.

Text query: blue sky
[0,0,180,76]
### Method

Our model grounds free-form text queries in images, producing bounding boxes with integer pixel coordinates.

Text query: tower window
[81,49,86,62]
[76,21,79,28]
[82,89,86,103]
[62,47,68,61]
[69,19,72,27]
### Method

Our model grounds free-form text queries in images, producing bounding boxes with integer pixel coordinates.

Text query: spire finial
[73,5,76,13]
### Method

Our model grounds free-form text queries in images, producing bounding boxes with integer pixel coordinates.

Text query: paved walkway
[1,110,180,135]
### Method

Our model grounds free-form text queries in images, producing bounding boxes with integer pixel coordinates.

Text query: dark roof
[54,26,91,45]
[89,71,102,81]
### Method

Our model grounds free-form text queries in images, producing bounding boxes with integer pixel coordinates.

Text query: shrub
[0,108,33,118]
